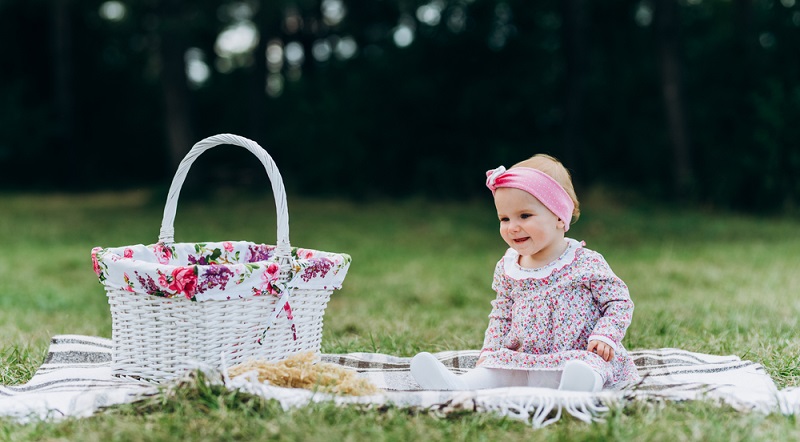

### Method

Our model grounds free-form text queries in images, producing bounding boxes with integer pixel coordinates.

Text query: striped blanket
[2,335,798,427]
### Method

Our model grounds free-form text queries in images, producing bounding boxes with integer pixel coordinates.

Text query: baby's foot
[410,352,467,390]
[558,360,603,392]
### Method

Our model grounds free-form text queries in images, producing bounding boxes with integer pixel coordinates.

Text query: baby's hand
[587,340,614,362]
[504,336,520,351]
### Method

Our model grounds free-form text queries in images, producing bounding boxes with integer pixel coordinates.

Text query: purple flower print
[188,248,222,265]
[247,244,275,263]
[300,258,332,282]
[197,264,234,293]
[188,255,209,265]
[135,271,168,297]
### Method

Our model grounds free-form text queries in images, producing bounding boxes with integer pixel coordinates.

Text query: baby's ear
[556,218,566,229]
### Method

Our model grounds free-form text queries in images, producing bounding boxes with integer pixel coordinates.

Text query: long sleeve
[584,253,634,351]
[480,259,514,355]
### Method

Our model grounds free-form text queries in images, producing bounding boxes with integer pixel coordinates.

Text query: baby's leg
[458,367,528,389]
[525,370,562,389]
[410,352,526,390]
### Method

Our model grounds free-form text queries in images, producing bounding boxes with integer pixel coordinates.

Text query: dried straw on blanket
[228,352,379,396]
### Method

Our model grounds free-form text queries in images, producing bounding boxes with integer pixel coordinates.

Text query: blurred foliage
[0,0,798,211]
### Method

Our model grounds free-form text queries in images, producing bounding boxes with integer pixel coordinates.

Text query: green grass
[2,189,800,440]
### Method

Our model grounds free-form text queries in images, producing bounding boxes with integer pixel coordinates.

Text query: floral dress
[479,238,640,388]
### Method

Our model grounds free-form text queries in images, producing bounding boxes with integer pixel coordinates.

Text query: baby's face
[494,187,565,267]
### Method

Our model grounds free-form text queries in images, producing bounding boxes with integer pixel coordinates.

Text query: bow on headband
[485,166,575,231]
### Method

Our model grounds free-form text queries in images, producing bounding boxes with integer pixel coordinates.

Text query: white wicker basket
[91,134,350,382]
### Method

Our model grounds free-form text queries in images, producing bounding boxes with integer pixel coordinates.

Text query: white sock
[558,360,603,392]
[410,352,467,390]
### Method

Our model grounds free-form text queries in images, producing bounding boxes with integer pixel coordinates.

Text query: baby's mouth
[513,237,530,244]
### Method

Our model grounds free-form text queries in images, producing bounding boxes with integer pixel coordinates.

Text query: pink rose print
[154,243,172,265]
[297,249,314,259]
[223,242,234,252]
[260,262,281,295]
[158,274,168,288]
[168,266,198,299]
[122,273,135,292]
[91,247,103,277]
[124,248,134,259]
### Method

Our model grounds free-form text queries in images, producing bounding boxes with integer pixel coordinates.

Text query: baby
[411,154,640,391]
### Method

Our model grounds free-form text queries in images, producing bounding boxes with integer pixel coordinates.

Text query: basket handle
[158,134,291,261]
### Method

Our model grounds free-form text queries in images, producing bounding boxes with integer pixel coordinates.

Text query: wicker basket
[91,134,350,382]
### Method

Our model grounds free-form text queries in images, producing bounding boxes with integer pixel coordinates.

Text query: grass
[1,188,800,440]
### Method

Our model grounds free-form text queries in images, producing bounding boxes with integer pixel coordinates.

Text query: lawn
[1,189,800,441]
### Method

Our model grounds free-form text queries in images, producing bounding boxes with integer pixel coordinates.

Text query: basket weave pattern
[106,287,330,381]
[94,134,349,382]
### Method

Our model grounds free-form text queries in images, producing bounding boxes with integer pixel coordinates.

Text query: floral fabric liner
[92,241,351,302]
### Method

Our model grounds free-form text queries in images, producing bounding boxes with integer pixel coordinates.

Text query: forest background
[2,3,800,438]
[1,0,799,211]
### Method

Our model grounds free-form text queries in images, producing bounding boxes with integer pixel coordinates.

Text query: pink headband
[485,166,575,231]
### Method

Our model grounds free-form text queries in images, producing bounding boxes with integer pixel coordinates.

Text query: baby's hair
[511,154,581,224]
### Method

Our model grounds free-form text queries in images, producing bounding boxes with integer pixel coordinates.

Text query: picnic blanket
[2,335,799,427]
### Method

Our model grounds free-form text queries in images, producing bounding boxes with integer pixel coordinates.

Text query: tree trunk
[560,0,588,181]
[655,0,693,197]
[247,1,274,144]
[52,0,77,187]
[156,0,194,171]
[732,0,755,145]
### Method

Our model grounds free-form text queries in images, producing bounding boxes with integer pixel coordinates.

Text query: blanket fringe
[478,393,612,428]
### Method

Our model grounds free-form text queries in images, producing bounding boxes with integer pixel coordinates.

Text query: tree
[560,0,589,183]
[655,0,694,197]
[52,0,77,187]
[154,0,195,171]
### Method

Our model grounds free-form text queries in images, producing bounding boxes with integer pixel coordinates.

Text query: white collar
[503,238,583,280]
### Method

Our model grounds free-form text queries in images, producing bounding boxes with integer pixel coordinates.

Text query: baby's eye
[499,217,509,222]
[520,213,532,219]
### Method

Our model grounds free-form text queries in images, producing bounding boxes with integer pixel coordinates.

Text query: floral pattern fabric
[480,238,640,388]
[92,241,350,302]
